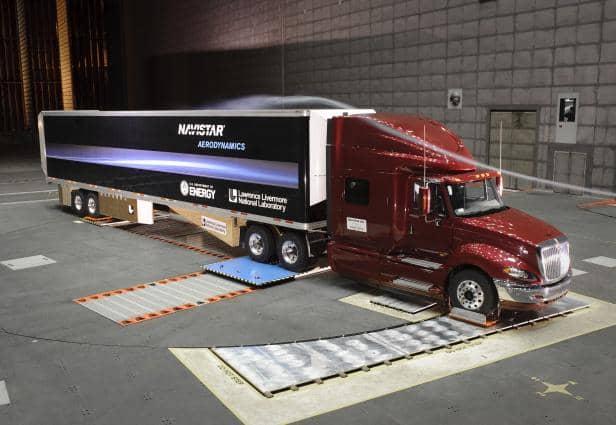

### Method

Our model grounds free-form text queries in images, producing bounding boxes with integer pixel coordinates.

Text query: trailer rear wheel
[245,225,275,263]
[448,269,497,315]
[277,232,310,272]
[85,192,100,217]
[71,190,87,217]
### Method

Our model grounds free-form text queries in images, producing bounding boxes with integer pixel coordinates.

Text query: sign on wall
[555,92,578,144]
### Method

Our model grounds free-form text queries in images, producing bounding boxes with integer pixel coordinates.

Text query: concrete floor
[0,161,615,425]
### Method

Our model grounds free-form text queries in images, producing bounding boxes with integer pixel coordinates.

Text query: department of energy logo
[180,180,190,196]
[180,180,216,200]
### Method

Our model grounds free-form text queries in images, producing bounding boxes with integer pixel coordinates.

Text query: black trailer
[39,109,372,270]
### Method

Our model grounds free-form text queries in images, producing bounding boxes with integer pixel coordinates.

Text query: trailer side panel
[42,113,315,223]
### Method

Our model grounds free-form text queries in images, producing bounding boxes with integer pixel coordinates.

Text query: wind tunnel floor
[1,163,616,425]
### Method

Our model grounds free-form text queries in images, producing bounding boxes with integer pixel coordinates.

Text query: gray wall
[123,0,616,192]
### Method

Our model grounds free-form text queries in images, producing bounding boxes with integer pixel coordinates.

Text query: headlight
[504,267,538,282]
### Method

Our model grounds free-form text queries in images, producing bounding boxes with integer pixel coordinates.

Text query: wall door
[553,151,586,195]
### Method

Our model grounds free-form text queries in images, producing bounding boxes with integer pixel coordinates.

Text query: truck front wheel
[277,232,310,272]
[448,269,498,315]
[245,225,276,263]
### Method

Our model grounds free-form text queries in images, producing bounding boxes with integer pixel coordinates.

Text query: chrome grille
[539,239,570,283]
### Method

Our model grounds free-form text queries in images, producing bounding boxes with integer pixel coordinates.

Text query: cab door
[407,181,454,265]
[382,180,454,286]
[328,172,393,283]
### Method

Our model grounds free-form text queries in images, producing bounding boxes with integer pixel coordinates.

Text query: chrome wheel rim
[281,240,298,264]
[87,197,97,214]
[456,280,485,311]
[74,195,83,211]
[248,233,264,256]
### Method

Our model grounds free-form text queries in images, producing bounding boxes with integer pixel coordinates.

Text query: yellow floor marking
[338,291,441,322]
[532,377,584,400]
[170,292,616,425]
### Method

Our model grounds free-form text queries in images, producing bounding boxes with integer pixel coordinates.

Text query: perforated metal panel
[24,0,63,113]
[67,0,114,109]
[0,0,26,133]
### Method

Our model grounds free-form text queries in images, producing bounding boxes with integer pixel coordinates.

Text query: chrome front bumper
[494,274,572,304]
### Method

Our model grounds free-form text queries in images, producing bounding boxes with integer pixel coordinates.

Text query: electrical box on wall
[555,93,578,144]
[448,89,462,109]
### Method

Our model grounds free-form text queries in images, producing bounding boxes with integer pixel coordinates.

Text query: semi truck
[39,109,572,318]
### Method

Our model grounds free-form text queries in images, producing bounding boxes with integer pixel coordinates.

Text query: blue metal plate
[204,257,297,286]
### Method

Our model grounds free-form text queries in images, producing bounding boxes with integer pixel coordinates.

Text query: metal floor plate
[213,297,589,396]
[0,255,56,271]
[75,272,253,326]
[205,257,298,286]
[370,294,437,314]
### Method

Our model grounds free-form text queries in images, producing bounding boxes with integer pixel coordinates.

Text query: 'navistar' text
[178,123,225,137]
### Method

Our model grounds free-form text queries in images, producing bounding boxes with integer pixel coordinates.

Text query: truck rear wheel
[71,190,87,217]
[245,225,275,263]
[85,192,100,217]
[277,232,310,272]
[448,269,497,315]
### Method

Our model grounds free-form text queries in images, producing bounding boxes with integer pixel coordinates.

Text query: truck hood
[456,207,563,247]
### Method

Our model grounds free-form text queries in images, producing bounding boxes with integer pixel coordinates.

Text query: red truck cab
[328,113,572,317]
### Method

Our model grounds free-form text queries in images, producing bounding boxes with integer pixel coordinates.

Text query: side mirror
[419,186,431,216]
[496,175,503,197]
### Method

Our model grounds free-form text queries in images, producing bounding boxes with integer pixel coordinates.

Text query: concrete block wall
[124,0,616,192]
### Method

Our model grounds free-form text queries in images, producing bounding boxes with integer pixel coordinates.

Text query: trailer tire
[71,190,87,217]
[277,232,310,272]
[448,269,497,315]
[85,192,100,217]
[245,225,276,263]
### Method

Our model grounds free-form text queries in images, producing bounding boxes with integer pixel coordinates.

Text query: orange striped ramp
[74,271,254,326]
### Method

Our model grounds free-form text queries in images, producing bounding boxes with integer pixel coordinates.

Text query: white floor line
[0,189,57,196]
[0,380,10,406]
[572,268,588,277]
[583,256,616,268]
[0,199,57,206]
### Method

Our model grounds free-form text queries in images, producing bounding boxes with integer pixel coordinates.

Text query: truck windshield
[448,179,505,217]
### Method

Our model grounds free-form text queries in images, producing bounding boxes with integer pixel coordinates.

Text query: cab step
[398,257,442,270]
[392,277,434,292]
